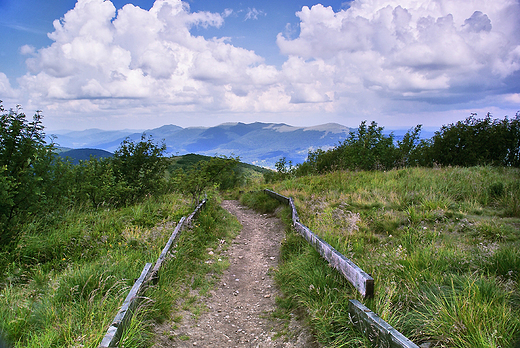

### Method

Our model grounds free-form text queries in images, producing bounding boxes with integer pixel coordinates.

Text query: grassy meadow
[1,163,519,348]
[242,166,520,347]
[0,192,241,348]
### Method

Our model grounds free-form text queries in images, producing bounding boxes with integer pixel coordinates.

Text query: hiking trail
[152,200,319,348]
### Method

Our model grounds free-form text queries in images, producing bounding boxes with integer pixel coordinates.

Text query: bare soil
[152,200,319,348]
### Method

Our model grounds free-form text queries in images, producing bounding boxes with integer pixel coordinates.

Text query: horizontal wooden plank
[263,189,373,297]
[150,216,186,282]
[293,221,374,298]
[348,300,419,348]
[99,263,153,348]
[186,199,206,224]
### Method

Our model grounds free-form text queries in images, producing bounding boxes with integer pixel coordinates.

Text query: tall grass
[245,166,520,347]
[0,193,191,347]
[0,192,242,347]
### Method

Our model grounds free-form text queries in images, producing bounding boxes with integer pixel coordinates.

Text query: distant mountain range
[50,122,351,168]
[50,122,436,168]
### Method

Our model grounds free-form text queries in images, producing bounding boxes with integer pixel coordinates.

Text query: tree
[339,121,397,170]
[174,156,240,205]
[72,156,120,207]
[396,125,423,167]
[0,102,56,249]
[112,134,168,204]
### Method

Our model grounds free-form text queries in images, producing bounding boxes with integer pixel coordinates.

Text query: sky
[0,0,519,131]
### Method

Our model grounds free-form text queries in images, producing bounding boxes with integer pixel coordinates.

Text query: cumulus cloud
[0,73,17,99]
[17,0,278,117]
[19,44,36,56]
[10,0,520,129]
[277,0,520,111]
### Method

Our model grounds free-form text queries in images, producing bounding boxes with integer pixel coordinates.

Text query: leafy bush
[0,102,57,250]
[290,113,520,177]
[429,113,520,167]
[173,155,241,204]
[112,134,168,204]
[292,120,426,176]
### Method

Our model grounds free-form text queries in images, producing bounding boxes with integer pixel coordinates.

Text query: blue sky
[0,0,519,131]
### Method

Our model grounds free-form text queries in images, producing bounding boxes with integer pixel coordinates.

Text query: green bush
[173,155,241,204]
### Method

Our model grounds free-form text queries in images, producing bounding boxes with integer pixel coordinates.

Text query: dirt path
[153,200,318,348]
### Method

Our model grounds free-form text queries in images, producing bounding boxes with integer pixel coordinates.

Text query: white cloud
[277,0,520,111]
[19,44,36,56]
[504,93,520,105]
[0,73,17,99]
[8,0,520,130]
[245,8,266,21]
[17,0,283,120]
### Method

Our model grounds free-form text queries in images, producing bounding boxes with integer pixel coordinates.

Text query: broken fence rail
[98,199,206,348]
[263,189,419,348]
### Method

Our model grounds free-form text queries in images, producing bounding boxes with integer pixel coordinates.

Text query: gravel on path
[152,200,319,348]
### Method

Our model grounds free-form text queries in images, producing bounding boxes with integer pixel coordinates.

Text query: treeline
[268,112,520,180]
[0,102,240,252]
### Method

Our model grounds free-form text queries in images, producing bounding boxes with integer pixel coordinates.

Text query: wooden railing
[264,189,419,348]
[98,199,206,348]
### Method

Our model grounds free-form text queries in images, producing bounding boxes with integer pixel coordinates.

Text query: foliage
[428,112,520,167]
[72,156,121,207]
[0,102,58,250]
[290,120,423,177]
[173,155,241,204]
[395,124,424,167]
[112,134,168,204]
[339,120,398,170]
[263,157,294,183]
[286,113,520,179]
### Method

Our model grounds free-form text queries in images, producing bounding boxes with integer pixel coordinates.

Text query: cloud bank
[4,0,520,129]
[277,0,520,113]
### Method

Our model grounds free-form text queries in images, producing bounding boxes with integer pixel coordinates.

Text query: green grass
[0,192,232,347]
[240,191,283,214]
[118,197,242,344]
[241,166,520,347]
[0,186,242,348]
[3,165,518,347]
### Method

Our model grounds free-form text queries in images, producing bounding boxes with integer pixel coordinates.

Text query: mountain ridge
[50,121,351,167]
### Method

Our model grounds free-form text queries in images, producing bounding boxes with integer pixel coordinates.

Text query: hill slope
[58,148,113,164]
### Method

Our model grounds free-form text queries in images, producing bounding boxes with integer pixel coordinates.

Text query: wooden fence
[98,199,206,348]
[264,189,419,348]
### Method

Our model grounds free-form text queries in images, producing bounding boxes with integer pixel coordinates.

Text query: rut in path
[153,200,319,348]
